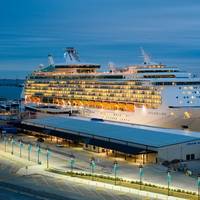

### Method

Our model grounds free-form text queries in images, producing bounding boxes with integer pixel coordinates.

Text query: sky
[0,0,200,76]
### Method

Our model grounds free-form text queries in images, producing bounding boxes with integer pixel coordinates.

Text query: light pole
[113,160,118,185]
[197,176,200,200]
[46,149,50,168]
[167,168,171,196]
[90,157,96,181]
[139,164,144,190]
[28,144,32,161]
[36,145,41,164]
[19,141,23,158]
[69,154,75,173]
[3,135,7,152]
[11,138,15,155]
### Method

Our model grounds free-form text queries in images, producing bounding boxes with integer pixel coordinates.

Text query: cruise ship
[24,47,200,132]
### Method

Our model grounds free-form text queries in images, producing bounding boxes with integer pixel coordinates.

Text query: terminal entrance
[21,129,157,165]
[83,144,157,164]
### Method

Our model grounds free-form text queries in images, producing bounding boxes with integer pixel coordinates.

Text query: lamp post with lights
[113,160,118,185]
[28,144,32,161]
[69,154,75,173]
[90,157,96,181]
[167,168,172,196]
[11,138,15,155]
[36,145,41,164]
[46,149,50,168]
[19,140,23,158]
[3,135,7,152]
[139,164,144,190]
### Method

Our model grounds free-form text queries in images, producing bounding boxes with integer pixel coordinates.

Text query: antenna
[48,54,54,66]
[140,47,151,65]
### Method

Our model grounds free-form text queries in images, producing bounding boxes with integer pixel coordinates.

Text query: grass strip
[46,168,198,200]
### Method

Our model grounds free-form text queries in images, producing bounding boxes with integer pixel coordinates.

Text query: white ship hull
[24,48,200,134]
[79,107,200,132]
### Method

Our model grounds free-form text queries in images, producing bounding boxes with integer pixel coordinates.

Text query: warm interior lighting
[184,111,191,119]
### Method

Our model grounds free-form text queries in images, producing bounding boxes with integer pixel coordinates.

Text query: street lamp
[69,154,75,173]
[11,138,15,155]
[139,164,144,190]
[197,176,200,200]
[167,168,172,196]
[19,140,23,158]
[46,149,51,168]
[28,144,32,161]
[113,160,118,185]
[3,135,7,152]
[90,157,96,181]
[36,145,41,164]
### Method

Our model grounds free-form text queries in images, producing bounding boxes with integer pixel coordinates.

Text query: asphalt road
[0,181,78,200]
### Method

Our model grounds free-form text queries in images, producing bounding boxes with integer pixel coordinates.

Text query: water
[0,86,22,100]
[0,0,200,78]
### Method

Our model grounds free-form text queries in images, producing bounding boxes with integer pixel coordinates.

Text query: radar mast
[64,47,80,63]
[140,47,152,65]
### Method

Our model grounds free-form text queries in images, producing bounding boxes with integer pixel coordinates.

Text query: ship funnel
[48,54,54,66]
[64,47,80,63]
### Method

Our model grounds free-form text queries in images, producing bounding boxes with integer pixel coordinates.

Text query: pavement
[0,154,144,200]
[0,133,199,199]
[9,133,199,193]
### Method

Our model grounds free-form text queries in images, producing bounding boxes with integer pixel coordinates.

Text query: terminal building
[20,116,200,164]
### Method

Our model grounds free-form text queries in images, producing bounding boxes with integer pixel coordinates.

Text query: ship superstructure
[24,48,200,131]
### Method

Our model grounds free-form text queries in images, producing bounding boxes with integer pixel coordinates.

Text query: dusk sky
[0,0,200,75]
